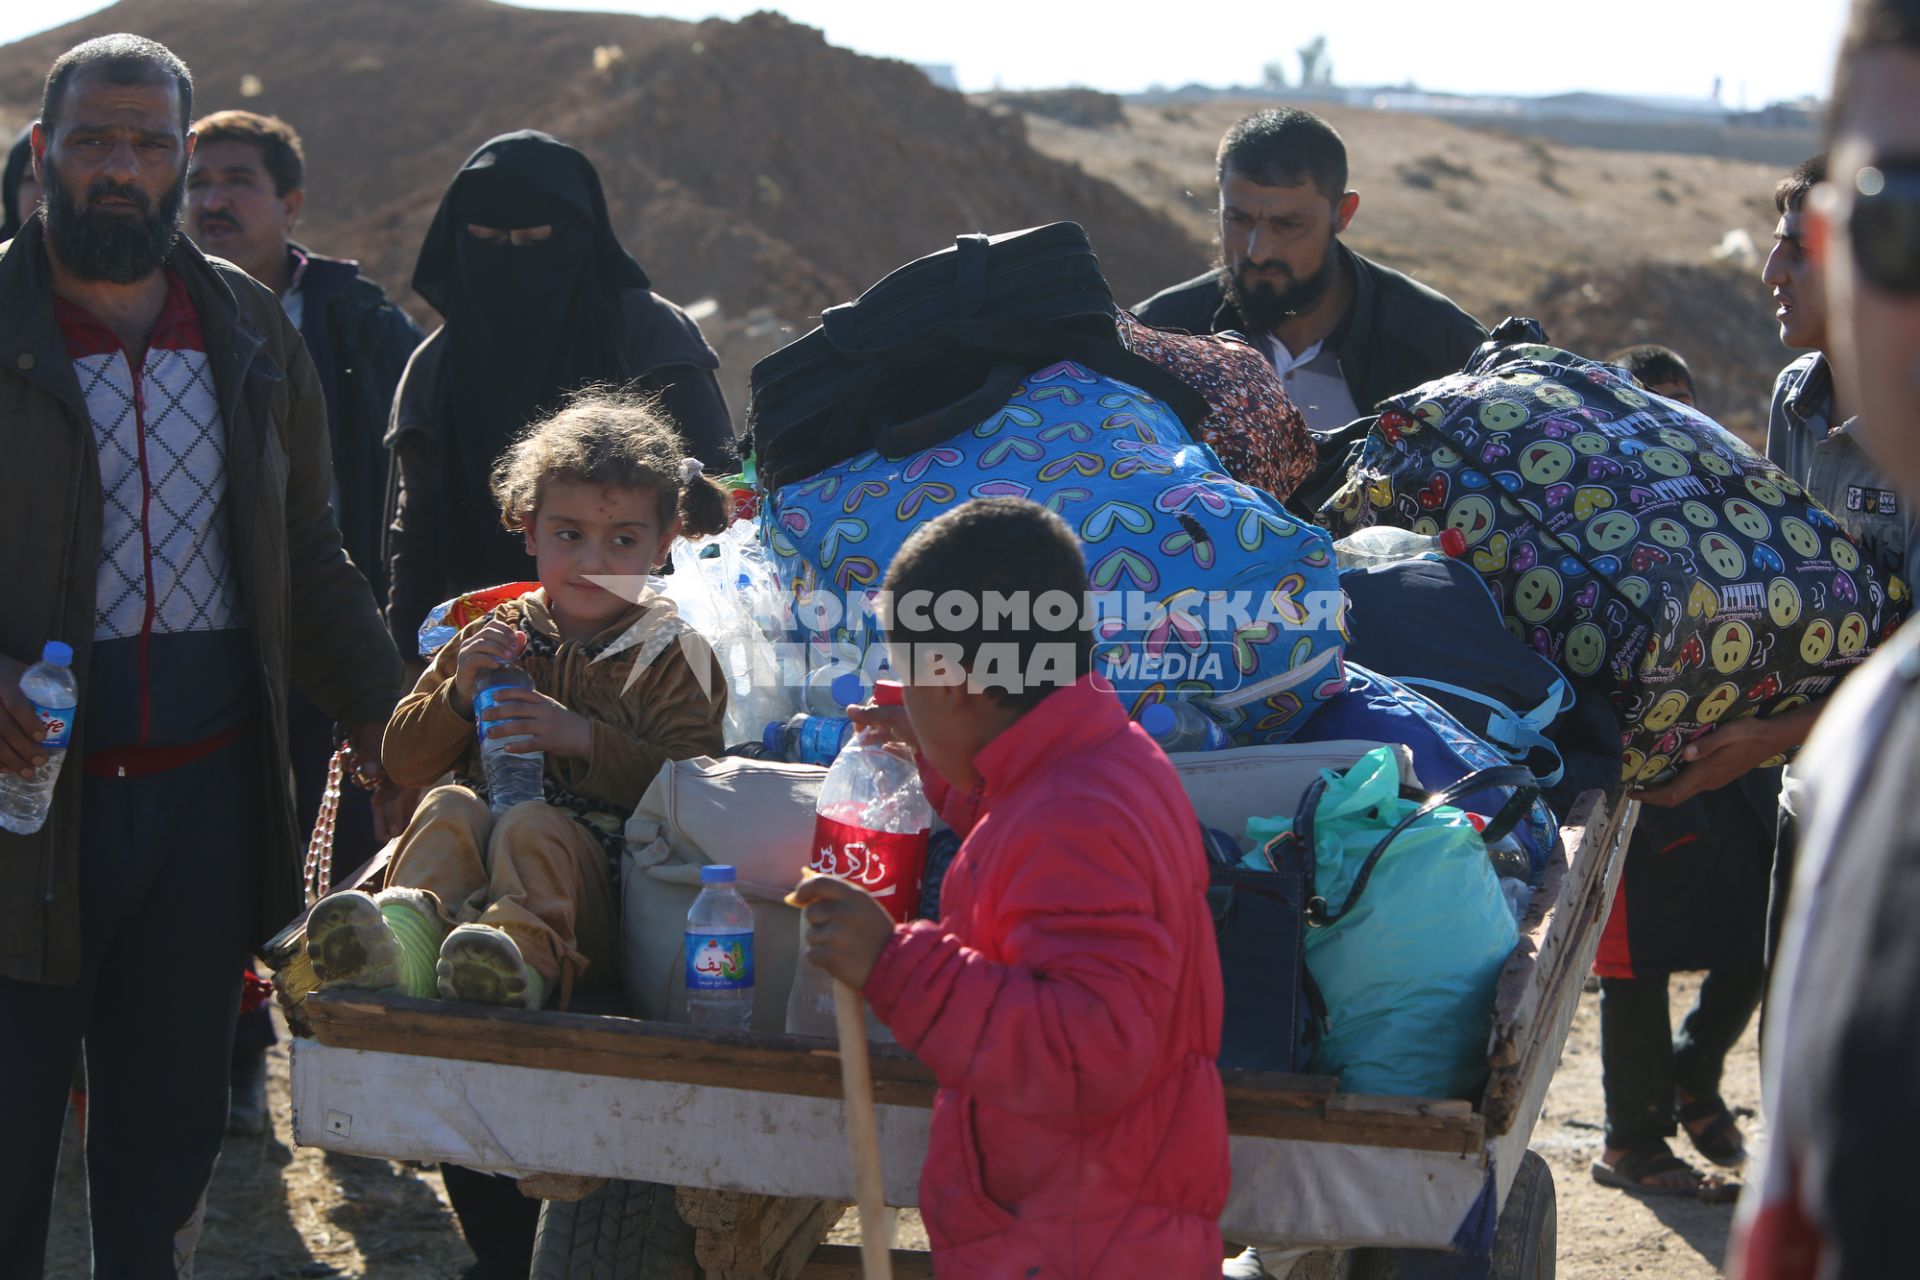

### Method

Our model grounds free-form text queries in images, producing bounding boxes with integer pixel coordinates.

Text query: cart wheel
[530,1178,699,1279]
[1490,1150,1557,1280]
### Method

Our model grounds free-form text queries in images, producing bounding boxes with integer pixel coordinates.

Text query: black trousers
[1600,967,1764,1150]
[441,1164,539,1278]
[0,735,259,1279]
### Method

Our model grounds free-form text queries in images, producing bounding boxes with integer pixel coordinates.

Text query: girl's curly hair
[489,388,730,537]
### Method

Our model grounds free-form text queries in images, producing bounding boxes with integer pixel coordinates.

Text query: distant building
[918,63,958,91]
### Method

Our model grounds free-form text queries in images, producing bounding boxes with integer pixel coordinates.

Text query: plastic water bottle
[787,679,930,1039]
[763,712,855,765]
[0,642,78,835]
[474,661,544,816]
[1138,701,1232,752]
[804,668,867,717]
[686,864,755,1029]
[1334,525,1467,570]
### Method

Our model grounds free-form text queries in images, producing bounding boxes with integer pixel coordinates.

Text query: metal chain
[303,747,345,905]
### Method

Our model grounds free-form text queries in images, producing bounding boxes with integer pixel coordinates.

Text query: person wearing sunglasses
[1732,1,1920,1275]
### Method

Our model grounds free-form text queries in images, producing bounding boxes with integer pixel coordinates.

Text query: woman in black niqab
[2,125,35,243]
[410,130,651,592]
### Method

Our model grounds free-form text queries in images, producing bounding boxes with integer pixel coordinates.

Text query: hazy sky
[2,0,1840,109]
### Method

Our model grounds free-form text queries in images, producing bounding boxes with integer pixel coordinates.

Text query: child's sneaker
[437,924,547,1010]
[306,890,400,990]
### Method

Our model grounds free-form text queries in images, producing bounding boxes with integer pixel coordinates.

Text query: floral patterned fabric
[1118,309,1315,501]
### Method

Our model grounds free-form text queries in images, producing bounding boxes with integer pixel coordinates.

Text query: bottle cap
[700,864,737,884]
[762,721,784,754]
[41,641,73,667]
[830,670,863,707]
[1139,703,1175,735]
[873,679,905,707]
[1437,527,1468,558]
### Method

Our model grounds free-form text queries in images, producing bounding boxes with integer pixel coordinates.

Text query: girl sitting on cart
[305,391,729,1010]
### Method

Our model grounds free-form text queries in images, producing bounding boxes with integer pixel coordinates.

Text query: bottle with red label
[785,679,931,1040]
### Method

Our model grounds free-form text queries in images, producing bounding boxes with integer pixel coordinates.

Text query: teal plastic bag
[1245,747,1519,1098]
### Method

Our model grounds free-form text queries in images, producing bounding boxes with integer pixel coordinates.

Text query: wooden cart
[273,782,1632,1280]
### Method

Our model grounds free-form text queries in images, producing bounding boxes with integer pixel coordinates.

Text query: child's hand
[789,873,895,991]
[477,689,594,760]
[847,701,918,754]
[452,620,529,715]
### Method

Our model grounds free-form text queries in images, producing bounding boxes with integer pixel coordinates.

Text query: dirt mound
[985,88,1129,130]
[0,2,1197,415]
[1522,261,1784,443]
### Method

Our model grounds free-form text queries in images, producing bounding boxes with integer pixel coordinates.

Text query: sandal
[1591,1143,1739,1203]
[1676,1092,1750,1169]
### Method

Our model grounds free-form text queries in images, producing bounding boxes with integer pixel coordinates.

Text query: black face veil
[411,130,650,591]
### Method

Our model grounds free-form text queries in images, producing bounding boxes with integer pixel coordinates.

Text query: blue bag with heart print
[765,360,1348,743]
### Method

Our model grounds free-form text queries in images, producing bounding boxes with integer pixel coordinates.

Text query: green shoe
[437,924,548,1010]
[374,888,448,1000]
[306,890,400,990]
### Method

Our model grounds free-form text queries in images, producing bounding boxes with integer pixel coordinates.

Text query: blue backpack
[766,361,1348,743]
[1292,662,1558,880]
[1340,555,1573,787]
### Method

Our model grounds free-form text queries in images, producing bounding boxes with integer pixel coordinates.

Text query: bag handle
[1299,763,1539,928]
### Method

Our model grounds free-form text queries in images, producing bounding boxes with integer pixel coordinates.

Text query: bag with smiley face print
[1320,333,1909,784]
[767,360,1349,744]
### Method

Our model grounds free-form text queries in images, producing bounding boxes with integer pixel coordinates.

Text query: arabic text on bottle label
[809,815,929,923]
[685,932,754,991]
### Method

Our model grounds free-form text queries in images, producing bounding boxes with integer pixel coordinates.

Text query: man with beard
[185,107,422,1135]
[384,130,732,658]
[0,35,404,1276]
[1137,107,1485,437]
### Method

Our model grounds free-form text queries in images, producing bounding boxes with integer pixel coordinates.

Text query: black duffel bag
[748,222,1207,492]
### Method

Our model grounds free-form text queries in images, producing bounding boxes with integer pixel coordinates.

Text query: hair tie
[680,457,704,484]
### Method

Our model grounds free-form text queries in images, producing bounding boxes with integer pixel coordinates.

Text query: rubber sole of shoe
[437,926,535,1009]
[306,891,402,990]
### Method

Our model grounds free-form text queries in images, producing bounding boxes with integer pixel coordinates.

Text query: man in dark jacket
[385,130,734,657]
[187,109,421,604]
[1137,107,1485,435]
[0,36,404,1276]
[184,106,422,1133]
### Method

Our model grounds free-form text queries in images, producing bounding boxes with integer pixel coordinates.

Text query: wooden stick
[833,979,893,1280]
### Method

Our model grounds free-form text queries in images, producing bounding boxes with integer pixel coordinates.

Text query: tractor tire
[529,1178,700,1280]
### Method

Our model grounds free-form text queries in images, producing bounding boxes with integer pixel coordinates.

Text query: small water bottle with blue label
[0,642,78,835]
[686,865,754,1029]
[474,659,544,817]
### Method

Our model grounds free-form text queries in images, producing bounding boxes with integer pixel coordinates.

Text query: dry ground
[45,976,1757,1278]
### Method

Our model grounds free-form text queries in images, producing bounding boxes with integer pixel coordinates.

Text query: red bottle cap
[873,679,906,707]
[1437,527,1468,558]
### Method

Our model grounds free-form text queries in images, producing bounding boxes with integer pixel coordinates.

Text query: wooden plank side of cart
[287,788,1628,1250]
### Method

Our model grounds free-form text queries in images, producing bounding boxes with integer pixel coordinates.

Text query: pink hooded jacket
[863,676,1230,1278]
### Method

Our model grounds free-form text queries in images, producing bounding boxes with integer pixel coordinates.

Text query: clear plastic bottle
[762,712,855,765]
[787,680,930,1040]
[474,661,544,816]
[1138,700,1232,752]
[0,642,78,835]
[1333,525,1468,570]
[686,864,755,1029]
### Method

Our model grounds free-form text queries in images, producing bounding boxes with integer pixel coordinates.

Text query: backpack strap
[1395,676,1573,789]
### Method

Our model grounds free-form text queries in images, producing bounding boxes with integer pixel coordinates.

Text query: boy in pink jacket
[794,498,1230,1278]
